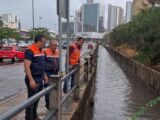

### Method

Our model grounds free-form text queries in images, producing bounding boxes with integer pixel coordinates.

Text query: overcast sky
[0,0,132,31]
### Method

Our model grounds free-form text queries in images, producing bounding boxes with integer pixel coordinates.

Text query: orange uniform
[44,48,59,76]
[69,43,81,65]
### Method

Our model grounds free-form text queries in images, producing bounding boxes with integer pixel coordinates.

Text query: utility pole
[58,0,62,75]
[32,0,35,41]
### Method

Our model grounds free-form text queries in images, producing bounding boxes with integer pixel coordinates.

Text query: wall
[70,44,98,120]
[104,45,160,93]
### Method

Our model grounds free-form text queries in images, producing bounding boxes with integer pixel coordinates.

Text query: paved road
[0,63,25,101]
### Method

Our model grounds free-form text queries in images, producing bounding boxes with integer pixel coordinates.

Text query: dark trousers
[25,79,43,120]
[63,73,74,93]
[44,72,58,110]
[44,83,49,109]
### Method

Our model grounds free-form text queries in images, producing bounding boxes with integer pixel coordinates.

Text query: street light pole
[32,0,35,40]
[54,24,57,32]
[66,2,71,74]
[74,17,77,36]
[39,16,42,28]
[58,0,62,75]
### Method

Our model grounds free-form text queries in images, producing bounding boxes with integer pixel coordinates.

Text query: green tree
[0,27,20,43]
[107,7,160,64]
[29,27,53,40]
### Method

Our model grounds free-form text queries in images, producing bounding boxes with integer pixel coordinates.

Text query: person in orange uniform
[43,40,59,110]
[24,35,48,120]
[63,37,84,93]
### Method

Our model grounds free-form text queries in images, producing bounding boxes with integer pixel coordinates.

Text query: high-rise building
[116,7,124,26]
[75,10,81,22]
[87,0,94,4]
[0,13,20,29]
[109,5,117,31]
[107,4,124,31]
[82,3,105,33]
[1,13,16,23]
[62,22,74,35]
[75,10,82,34]
[126,1,133,23]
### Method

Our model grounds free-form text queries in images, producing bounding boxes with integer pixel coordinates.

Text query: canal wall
[71,70,96,120]
[69,45,98,120]
[104,45,160,93]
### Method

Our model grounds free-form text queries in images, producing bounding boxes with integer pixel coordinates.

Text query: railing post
[85,58,89,82]
[89,54,94,73]
[49,75,61,120]
[74,65,80,100]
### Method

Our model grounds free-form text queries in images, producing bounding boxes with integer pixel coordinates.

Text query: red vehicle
[0,46,25,62]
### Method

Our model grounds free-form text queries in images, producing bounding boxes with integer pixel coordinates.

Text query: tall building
[75,10,81,22]
[87,0,94,4]
[75,10,82,34]
[107,4,124,31]
[126,1,133,23]
[116,7,124,26]
[109,5,117,30]
[82,3,105,33]
[62,22,74,35]
[0,13,20,29]
[1,13,16,23]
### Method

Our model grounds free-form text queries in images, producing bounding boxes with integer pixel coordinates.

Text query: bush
[107,7,160,65]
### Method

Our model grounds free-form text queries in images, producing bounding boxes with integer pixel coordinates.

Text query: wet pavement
[0,63,25,101]
[93,46,160,120]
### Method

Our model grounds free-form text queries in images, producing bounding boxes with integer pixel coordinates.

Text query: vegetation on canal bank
[128,96,160,120]
[104,7,160,71]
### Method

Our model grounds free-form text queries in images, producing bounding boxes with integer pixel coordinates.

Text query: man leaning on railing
[43,40,59,110]
[24,35,48,120]
[63,37,84,93]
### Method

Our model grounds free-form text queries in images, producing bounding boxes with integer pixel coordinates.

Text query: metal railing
[0,46,98,120]
[0,85,55,120]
